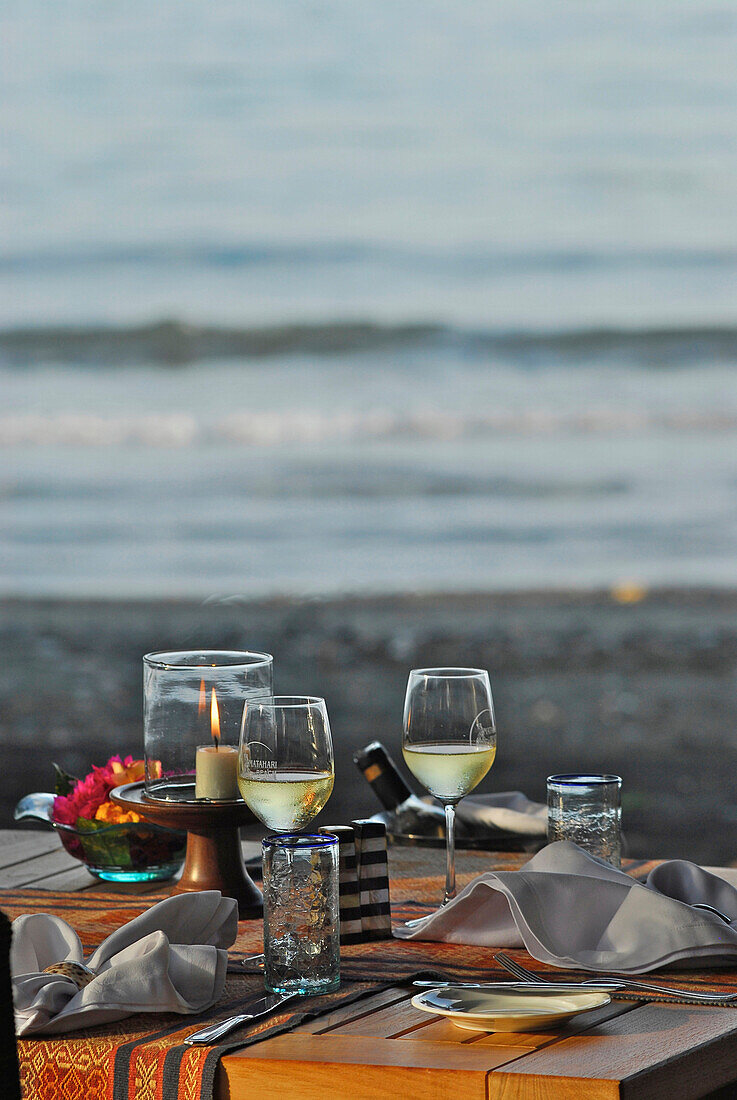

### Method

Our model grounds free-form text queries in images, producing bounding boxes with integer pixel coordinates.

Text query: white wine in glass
[238,770,334,832]
[238,696,334,832]
[401,742,496,803]
[402,668,496,904]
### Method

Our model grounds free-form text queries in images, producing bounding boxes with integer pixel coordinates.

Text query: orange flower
[94,801,142,824]
[109,757,160,786]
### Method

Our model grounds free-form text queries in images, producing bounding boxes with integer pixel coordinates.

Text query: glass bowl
[14,793,186,882]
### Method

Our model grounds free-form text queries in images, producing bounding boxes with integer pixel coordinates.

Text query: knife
[185,991,299,1045]
[412,980,619,994]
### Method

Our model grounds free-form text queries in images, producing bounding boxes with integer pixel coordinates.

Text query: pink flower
[52,755,147,826]
[51,794,79,826]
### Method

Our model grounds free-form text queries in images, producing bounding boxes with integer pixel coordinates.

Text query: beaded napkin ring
[42,961,97,989]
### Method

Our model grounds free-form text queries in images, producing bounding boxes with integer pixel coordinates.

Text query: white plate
[411,984,611,1033]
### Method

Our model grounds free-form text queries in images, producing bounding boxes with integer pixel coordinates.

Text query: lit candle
[195,688,239,800]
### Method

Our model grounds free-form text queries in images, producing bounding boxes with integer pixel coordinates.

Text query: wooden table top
[5,828,737,1100]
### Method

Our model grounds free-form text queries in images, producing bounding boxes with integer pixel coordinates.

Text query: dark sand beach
[3,589,736,864]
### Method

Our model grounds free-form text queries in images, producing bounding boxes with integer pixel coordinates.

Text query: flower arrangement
[48,755,184,881]
[52,755,156,828]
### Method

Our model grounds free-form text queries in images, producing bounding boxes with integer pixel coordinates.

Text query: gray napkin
[395,841,737,973]
[11,891,238,1036]
[457,791,547,836]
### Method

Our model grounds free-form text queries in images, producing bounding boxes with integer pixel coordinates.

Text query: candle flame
[198,679,207,716]
[210,688,221,749]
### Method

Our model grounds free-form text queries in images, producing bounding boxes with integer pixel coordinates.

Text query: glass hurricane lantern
[111,650,273,917]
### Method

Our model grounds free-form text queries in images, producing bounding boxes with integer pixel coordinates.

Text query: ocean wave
[0,320,442,365]
[3,318,737,366]
[3,408,737,447]
[4,241,737,276]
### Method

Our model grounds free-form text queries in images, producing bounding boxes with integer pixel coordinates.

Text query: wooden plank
[488,1002,737,1100]
[397,1017,503,1045]
[0,845,81,887]
[26,864,99,891]
[0,828,177,893]
[489,1072,620,1100]
[301,987,417,1034]
[241,841,262,865]
[218,1034,532,1100]
[0,829,63,870]
[323,996,438,1038]
[469,999,637,1049]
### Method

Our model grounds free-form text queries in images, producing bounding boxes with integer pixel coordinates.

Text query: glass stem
[443,801,457,904]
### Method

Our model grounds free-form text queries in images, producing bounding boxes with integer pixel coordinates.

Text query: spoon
[691,903,732,925]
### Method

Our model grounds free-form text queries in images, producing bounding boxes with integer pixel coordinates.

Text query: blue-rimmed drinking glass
[262,832,340,994]
[547,773,622,867]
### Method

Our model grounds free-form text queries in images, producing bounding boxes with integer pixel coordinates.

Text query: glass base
[89,862,183,882]
[265,975,340,996]
[144,779,243,805]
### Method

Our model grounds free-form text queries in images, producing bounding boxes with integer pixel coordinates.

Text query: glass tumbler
[547,774,622,868]
[262,833,340,995]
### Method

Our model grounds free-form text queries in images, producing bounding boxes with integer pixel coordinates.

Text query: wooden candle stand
[111,781,262,919]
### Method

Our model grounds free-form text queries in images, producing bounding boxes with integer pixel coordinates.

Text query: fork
[227,952,265,973]
[494,951,737,1003]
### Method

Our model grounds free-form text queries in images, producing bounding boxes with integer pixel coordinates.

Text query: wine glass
[402,667,496,905]
[238,696,334,832]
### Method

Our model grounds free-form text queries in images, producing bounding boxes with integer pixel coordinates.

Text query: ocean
[2,0,737,598]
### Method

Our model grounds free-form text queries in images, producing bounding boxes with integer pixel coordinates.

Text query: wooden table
[5,829,737,1100]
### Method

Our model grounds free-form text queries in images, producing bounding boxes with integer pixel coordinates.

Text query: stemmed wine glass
[402,668,496,905]
[237,696,334,832]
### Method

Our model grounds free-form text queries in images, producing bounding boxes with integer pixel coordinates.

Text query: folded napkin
[11,891,238,1036]
[457,791,547,836]
[395,841,737,973]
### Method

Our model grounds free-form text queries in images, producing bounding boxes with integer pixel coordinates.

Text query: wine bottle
[353,741,414,808]
[354,741,478,840]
